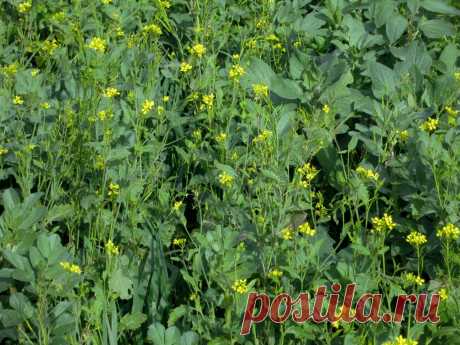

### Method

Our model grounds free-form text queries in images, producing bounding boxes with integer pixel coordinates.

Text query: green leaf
[294,12,325,33]
[9,293,34,319]
[419,19,455,38]
[367,61,397,98]
[420,0,460,15]
[165,327,181,345]
[241,57,275,87]
[147,322,165,345]
[46,204,74,223]
[2,188,19,211]
[109,269,133,300]
[167,305,187,327]
[269,75,303,100]
[120,312,147,332]
[180,331,199,345]
[386,15,407,44]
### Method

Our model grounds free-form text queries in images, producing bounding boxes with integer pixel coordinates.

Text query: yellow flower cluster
[2,63,18,76]
[445,106,458,116]
[141,100,155,115]
[103,87,120,98]
[40,102,50,110]
[143,23,162,36]
[455,72,460,81]
[404,272,424,286]
[98,110,113,121]
[232,279,248,294]
[436,223,460,240]
[439,288,448,301]
[419,118,438,133]
[13,96,24,105]
[297,162,319,188]
[322,104,330,113]
[268,269,283,279]
[18,1,32,13]
[229,64,246,80]
[160,0,171,8]
[406,231,427,247]
[173,238,187,247]
[88,37,107,53]
[95,155,105,170]
[219,172,234,187]
[180,62,192,73]
[383,335,417,345]
[215,132,227,143]
[252,83,269,98]
[398,129,409,142]
[108,182,120,197]
[281,226,293,240]
[190,43,206,58]
[102,0,113,4]
[298,222,316,236]
[60,261,82,274]
[253,129,272,144]
[356,166,379,182]
[0,147,9,156]
[173,200,183,211]
[105,240,119,255]
[201,94,214,110]
[371,213,396,233]
[42,39,59,55]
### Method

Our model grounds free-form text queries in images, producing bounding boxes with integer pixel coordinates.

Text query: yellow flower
[232,279,248,294]
[266,34,279,42]
[141,100,155,115]
[268,269,283,279]
[398,129,409,142]
[157,105,165,115]
[97,110,113,121]
[245,38,257,50]
[387,335,418,345]
[419,118,438,133]
[293,39,302,48]
[445,106,458,116]
[190,43,206,58]
[406,231,427,247]
[252,83,269,98]
[103,87,120,98]
[95,155,105,170]
[371,213,396,233]
[18,1,32,13]
[215,132,227,143]
[13,96,24,105]
[2,63,18,76]
[42,39,59,55]
[298,222,316,236]
[253,129,272,144]
[232,53,240,60]
[404,272,424,286]
[105,240,119,255]
[0,147,9,155]
[436,223,460,240]
[356,166,379,182]
[201,94,214,109]
[101,0,112,4]
[322,104,330,114]
[180,62,192,73]
[455,72,460,81]
[439,288,448,301]
[281,226,293,240]
[193,129,202,141]
[60,261,82,274]
[229,64,246,80]
[219,172,234,187]
[163,95,170,103]
[40,102,50,110]
[159,0,171,9]
[143,23,162,36]
[115,27,125,38]
[256,18,268,29]
[173,238,186,247]
[108,182,120,197]
[31,69,39,77]
[173,200,183,211]
[87,37,107,53]
[297,162,319,188]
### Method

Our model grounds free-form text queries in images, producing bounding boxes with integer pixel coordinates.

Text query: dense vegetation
[1,0,460,344]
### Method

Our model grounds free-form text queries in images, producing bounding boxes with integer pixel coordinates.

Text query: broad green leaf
[420,0,460,15]
[181,331,199,345]
[269,75,303,100]
[147,322,165,345]
[367,61,397,98]
[386,15,407,44]
[419,19,455,38]
[120,312,147,331]
[109,269,133,300]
